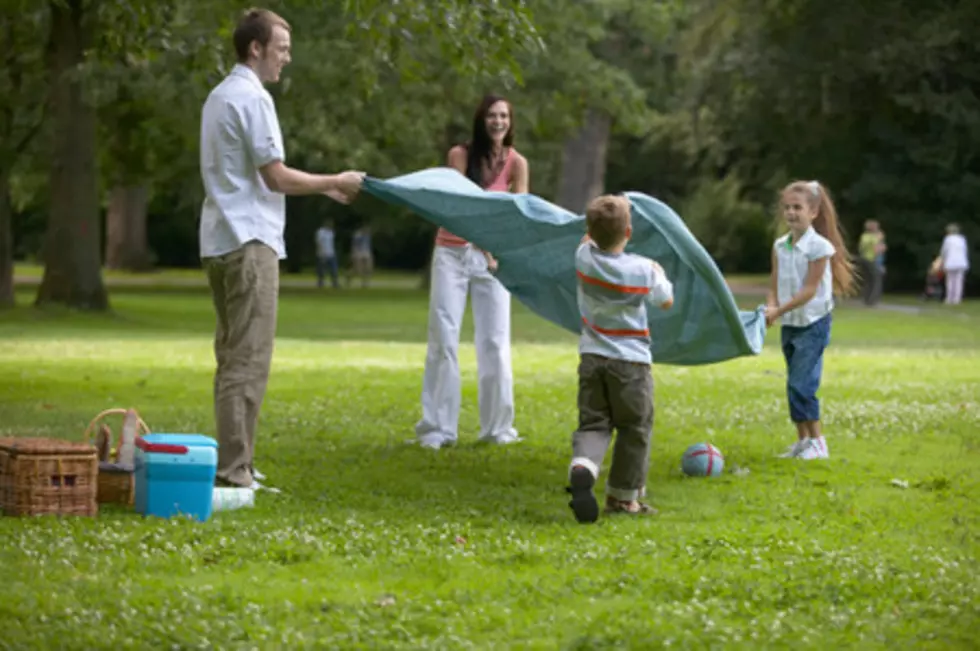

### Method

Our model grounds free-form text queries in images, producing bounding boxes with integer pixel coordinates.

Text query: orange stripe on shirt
[576,270,650,295]
[582,317,649,338]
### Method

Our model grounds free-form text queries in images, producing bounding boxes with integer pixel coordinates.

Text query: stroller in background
[922,256,945,301]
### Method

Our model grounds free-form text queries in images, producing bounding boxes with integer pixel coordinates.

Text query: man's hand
[324,188,352,204]
[324,170,365,203]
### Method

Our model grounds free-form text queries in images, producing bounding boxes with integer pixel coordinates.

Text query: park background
[1,0,979,306]
[0,2,978,649]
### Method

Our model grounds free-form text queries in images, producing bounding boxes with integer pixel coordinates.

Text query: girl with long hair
[764,180,856,460]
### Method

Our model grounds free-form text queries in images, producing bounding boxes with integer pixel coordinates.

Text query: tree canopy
[3,0,978,308]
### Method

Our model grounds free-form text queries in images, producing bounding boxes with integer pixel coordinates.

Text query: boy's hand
[649,260,665,276]
[580,234,592,245]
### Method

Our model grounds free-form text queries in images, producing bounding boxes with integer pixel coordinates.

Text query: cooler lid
[138,433,218,451]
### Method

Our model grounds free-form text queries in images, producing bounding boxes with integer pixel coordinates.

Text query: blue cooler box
[134,434,218,522]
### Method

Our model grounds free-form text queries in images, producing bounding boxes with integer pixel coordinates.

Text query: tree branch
[13,113,44,158]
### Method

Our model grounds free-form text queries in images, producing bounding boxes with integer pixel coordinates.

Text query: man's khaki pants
[204,241,279,487]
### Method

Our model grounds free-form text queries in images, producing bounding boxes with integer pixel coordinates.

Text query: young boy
[566,195,674,523]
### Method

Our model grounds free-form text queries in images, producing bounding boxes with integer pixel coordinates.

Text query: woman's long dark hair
[464,94,513,187]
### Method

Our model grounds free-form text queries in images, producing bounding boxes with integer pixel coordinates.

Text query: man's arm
[259,162,363,199]
[241,95,363,201]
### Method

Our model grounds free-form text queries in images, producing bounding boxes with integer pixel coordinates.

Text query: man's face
[253,25,291,83]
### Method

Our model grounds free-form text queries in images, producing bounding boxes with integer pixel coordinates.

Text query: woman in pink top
[415,94,530,450]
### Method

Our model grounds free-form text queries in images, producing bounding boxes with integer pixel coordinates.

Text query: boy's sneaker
[566,465,599,524]
[779,440,807,458]
[798,437,829,460]
[604,496,658,516]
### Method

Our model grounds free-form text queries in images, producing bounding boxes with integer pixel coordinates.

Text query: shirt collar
[786,226,815,250]
[230,64,265,91]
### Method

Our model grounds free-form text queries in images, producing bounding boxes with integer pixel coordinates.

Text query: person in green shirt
[858,220,886,305]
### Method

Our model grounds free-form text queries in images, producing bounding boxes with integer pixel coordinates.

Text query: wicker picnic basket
[83,408,150,507]
[0,437,99,517]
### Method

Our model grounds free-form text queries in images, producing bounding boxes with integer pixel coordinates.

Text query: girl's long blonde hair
[782,180,857,297]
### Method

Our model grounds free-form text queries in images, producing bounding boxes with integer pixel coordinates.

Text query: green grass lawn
[1,280,978,649]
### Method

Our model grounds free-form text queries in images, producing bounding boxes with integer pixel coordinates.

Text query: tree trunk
[555,109,612,214]
[35,0,107,310]
[105,184,150,271]
[0,171,13,308]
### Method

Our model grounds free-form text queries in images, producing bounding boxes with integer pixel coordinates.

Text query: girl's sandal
[604,497,658,516]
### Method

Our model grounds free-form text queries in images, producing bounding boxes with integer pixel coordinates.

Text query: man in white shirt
[199,8,364,490]
[940,223,970,305]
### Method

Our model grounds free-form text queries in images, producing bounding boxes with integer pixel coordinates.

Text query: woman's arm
[511,153,529,193]
[447,145,467,175]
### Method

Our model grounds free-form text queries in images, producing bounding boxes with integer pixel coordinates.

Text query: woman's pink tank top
[436,148,515,248]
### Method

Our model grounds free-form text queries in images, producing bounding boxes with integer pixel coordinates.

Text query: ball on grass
[681,443,724,477]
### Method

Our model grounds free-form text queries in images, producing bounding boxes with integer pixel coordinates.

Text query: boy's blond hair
[586,195,631,250]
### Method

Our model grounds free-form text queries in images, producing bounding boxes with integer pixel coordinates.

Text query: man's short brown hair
[233,8,290,62]
[586,195,631,250]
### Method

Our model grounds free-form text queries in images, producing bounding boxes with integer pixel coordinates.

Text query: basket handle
[82,408,151,446]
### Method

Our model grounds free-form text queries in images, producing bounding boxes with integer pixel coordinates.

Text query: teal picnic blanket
[363,168,766,366]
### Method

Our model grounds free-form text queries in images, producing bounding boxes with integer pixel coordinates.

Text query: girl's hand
[764,305,781,327]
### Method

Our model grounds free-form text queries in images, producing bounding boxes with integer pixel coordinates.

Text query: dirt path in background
[13,273,773,292]
[11,274,415,290]
[12,273,966,316]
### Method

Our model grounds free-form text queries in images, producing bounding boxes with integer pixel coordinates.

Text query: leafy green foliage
[6,0,980,293]
[673,0,980,287]
[679,175,772,274]
[340,0,542,86]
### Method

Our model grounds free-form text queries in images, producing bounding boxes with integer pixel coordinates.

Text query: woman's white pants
[415,245,519,447]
